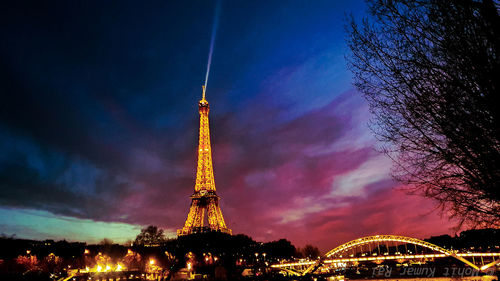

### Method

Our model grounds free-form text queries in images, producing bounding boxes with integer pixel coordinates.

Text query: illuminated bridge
[271,235,500,276]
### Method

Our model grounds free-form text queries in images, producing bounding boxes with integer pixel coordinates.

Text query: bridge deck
[272,253,500,268]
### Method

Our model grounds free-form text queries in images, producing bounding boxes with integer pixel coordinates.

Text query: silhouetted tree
[99,238,113,245]
[347,0,500,227]
[301,244,321,259]
[262,239,296,259]
[134,225,166,246]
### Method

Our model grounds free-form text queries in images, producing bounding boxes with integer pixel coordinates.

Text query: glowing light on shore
[83,263,126,273]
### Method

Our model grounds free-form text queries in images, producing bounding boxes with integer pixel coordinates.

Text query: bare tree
[347,0,500,227]
[302,245,321,259]
[134,225,166,246]
[99,238,114,245]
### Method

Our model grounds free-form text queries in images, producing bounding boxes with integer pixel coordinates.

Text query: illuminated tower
[177,86,231,236]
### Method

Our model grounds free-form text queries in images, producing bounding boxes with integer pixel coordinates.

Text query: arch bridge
[271,235,500,276]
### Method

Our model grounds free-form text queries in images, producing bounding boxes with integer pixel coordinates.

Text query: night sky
[0,1,457,252]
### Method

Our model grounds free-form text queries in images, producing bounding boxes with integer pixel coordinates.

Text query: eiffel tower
[177,86,232,236]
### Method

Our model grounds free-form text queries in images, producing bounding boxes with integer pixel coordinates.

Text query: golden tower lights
[177,86,231,236]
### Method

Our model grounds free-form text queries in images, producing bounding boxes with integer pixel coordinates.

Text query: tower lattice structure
[177,86,231,236]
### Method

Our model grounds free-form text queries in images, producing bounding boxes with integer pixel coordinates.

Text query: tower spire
[177,86,231,236]
[202,85,206,101]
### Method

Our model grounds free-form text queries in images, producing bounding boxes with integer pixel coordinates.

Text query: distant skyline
[0,0,457,252]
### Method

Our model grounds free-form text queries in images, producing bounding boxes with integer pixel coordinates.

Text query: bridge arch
[304,235,480,274]
[326,235,454,257]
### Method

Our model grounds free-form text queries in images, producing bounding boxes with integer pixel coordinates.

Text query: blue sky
[0,0,456,251]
